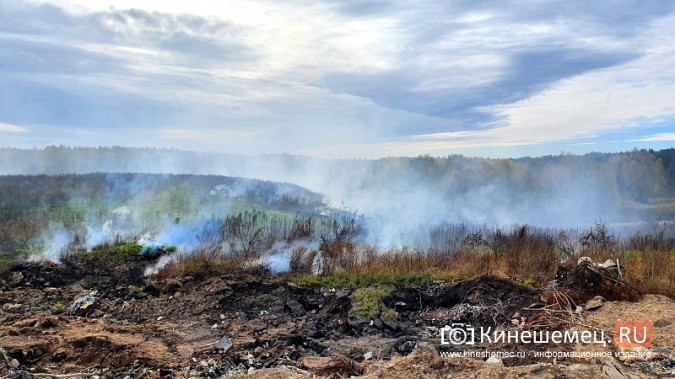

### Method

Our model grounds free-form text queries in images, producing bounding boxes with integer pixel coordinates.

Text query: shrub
[353,287,389,319]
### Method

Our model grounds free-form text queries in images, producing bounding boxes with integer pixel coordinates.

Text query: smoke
[38,226,71,263]
[263,239,320,274]
[1,147,672,254]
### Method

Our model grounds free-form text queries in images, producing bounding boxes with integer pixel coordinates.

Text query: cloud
[1,0,675,156]
[0,123,28,133]
[635,132,675,142]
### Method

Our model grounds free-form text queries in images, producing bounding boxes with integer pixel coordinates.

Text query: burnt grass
[0,256,640,378]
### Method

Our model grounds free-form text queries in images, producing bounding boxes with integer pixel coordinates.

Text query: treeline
[1,146,673,202]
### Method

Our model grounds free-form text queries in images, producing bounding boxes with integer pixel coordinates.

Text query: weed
[353,287,389,319]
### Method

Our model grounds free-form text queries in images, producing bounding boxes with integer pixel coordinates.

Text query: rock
[215,337,233,353]
[363,351,373,360]
[396,339,416,354]
[2,303,22,313]
[654,319,672,328]
[70,291,99,317]
[486,356,504,366]
[584,296,604,311]
[381,317,401,331]
[602,359,628,379]
[577,257,594,266]
[90,310,105,318]
[285,299,305,315]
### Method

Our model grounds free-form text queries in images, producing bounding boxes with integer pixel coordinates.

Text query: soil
[0,260,673,378]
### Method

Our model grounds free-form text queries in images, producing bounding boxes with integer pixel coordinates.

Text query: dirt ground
[0,261,673,378]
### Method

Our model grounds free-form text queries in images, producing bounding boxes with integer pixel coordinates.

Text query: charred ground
[1,251,673,378]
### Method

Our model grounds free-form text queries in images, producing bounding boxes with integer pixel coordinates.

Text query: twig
[616,258,623,281]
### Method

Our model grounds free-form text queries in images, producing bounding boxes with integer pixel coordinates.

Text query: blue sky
[1,0,674,158]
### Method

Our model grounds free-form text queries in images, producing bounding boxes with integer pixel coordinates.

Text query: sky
[1,0,675,158]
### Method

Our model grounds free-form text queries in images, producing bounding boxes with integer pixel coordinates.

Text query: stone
[584,297,604,311]
[215,337,233,353]
[486,356,504,366]
[2,303,22,313]
[285,300,305,315]
[654,319,671,328]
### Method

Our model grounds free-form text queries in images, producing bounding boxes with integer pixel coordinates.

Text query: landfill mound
[0,257,673,378]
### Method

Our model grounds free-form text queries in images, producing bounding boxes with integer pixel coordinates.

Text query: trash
[363,351,373,360]
[577,257,594,266]
[215,337,233,353]
[70,291,100,317]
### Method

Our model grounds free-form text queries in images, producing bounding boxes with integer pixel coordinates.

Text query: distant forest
[1,146,674,198]
[1,146,674,227]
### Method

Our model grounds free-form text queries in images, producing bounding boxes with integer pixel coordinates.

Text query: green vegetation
[352,287,397,320]
[75,243,144,261]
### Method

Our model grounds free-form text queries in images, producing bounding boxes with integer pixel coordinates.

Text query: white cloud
[635,132,675,142]
[0,123,28,133]
[6,1,675,157]
[406,13,675,152]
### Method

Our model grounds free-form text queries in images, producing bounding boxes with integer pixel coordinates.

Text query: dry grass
[154,252,254,280]
[150,226,675,297]
[619,250,675,297]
